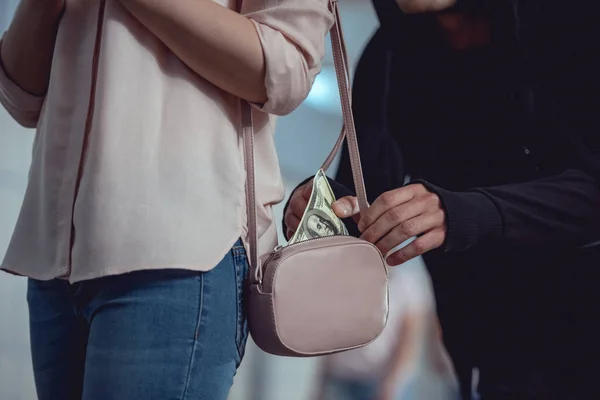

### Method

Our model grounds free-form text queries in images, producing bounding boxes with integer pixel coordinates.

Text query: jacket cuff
[414,180,503,253]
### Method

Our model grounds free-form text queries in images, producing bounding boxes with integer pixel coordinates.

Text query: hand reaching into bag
[284,180,313,240]
[285,178,360,240]
[332,184,447,265]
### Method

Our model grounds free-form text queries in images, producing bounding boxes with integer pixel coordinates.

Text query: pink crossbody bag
[240,0,389,357]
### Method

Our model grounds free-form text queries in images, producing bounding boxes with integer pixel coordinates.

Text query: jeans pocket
[232,242,249,364]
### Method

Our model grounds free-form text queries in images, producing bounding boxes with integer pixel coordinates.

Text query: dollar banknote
[288,169,349,245]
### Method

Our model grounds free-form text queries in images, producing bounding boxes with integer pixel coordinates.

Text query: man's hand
[284,180,313,240]
[396,0,457,14]
[333,184,447,265]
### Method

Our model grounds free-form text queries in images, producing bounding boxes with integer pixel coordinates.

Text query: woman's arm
[0,0,64,127]
[118,0,266,103]
[1,0,64,96]
[118,0,333,115]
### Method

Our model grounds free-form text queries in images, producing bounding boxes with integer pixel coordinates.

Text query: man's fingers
[373,211,443,255]
[302,180,313,199]
[284,183,312,240]
[359,199,429,245]
[386,228,446,266]
[284,212,301,233]
[332,196,360,219]
[289,195,308,219]
[358,185,427,233]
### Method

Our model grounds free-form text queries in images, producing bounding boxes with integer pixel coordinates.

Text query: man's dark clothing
[284,1,600,398]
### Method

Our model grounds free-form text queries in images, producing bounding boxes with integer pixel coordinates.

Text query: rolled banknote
[288,169,349,245]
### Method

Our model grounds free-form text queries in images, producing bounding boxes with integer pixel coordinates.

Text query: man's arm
[417,0,600,253]
[420,167,600,252]
[0,0,64,127]
[335,0,600,263]
[336,150,600,263]
[118,0,333,115]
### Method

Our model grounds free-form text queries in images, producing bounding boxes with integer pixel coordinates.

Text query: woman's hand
[333,184,447,265]
[396,0,457,14]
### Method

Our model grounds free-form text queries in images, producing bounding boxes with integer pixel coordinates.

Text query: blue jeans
[27,241,249,400]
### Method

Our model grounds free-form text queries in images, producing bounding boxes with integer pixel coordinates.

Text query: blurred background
[0,1,445,399]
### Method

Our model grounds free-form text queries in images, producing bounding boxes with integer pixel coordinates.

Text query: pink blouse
[0,0,333,282]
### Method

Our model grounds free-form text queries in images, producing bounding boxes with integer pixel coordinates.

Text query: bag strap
[241,0,369,275]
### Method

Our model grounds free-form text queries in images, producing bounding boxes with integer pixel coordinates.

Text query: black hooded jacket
[283,1,600,397]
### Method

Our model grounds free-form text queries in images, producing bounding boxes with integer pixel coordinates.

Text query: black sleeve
[416,0,600,253]
[417,167,600,253]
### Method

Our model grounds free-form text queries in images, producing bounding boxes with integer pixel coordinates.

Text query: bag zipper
[258,235,352,284]
[270,235,350,259]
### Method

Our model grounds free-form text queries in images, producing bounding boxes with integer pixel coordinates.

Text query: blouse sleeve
[0,36,45,128]
[240,0,334,116]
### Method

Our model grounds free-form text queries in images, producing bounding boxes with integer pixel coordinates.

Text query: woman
[0,0,332,399]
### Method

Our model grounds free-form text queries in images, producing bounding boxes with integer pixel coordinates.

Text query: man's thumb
[332,196,360,218]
